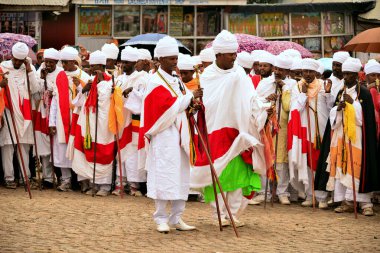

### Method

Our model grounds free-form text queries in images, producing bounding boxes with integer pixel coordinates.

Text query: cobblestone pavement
[0,188,379,253]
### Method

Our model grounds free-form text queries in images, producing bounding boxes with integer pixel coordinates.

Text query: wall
[41,7,75,49]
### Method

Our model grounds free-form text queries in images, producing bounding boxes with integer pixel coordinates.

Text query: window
[293,37,322,58]
[197,7,221,36]
[0,12,40,38]
[114,6,140,37]
[78,6,112,37]
[323,36,351,57]
[170,6,194,37]
[324,12,345,35]
[258,13,289,37]
[227,13,257,35]
[142,6,168,34]
[291,12,321,36]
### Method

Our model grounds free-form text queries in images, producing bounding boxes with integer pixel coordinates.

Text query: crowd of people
[0,29,379,233]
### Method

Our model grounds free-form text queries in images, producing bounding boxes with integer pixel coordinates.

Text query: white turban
[89,50,106,65]
[101,43,119,60]
[192,56,202,66]
[317,61,324,75]
[364,59,380,75]
[155,36,179,58]
[137,49,152,61]
[43,48,60,61]
[237,51,254,69]
[12,42,29,60]
[342,57,362,73]
[302,58,319,72]
[280,49,302,60]
[199,48,215,62]
[60,47,78,61]
[178,54,195,71]
[121,46,140,62]
[259,51,275,65]
[333,51,350,64]
[274,55,292,70]
[213,30,238,54]
[291,59,303,70]
[251,50,266,62]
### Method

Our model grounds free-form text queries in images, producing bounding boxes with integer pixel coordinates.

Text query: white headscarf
[155,36,179,58]
[237,51,254,69]
[101,43,119,60]
[199,47,215,62]
[60,47,79,61]
[89,50,106,65]
[178,54,195,71]
[12,42,29,60]
[121,46,140,62]
[274,55,292,70]
[342,57,362,73]
[332,51,350,64]
[259,51,275,65]
[44,48,60,60]
[137,49,152,61]
[302,58,319,72]
[364,59,380,75]
[212,30,238,54]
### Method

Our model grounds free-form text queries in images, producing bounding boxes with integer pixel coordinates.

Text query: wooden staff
[4,84,32,199]
[25,68,42,190]
[92,94,99,197]
[306,99,316,210]
[111,74,124,199]
[348,140,358,219]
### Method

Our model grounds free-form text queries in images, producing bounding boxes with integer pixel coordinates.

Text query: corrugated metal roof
[0,0,70,6]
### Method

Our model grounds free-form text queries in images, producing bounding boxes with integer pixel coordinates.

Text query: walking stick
[348,140,358,219]
[25,68,42,190]
[92,94,99,197]
[306,98,316,210]
[193,68,222,231]
[4,110,26,191]
[4,85,32,199]
[111,75,124,199]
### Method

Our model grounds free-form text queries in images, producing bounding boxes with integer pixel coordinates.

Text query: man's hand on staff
[266,93,278,102]
[192,88,203,99]
[49,126,57,136]
[324,79,332,93]
[82,81,92,93]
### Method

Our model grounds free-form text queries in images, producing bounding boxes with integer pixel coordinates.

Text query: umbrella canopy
[343,27,380,53]
[205,33,269,53]
[0,33,37,61]
[120,33,192,56]
[318,58,333,71]
[265,41,313,58]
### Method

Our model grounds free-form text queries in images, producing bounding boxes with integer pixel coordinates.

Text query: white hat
[178,54,195,71]
[291,59,303,70]
[259,51,275,65]
[89,50,106,65]
[317,61,324,75]
[199,47,215,62]
[332,51,350,64]
[251,50,266,62]
[12,42,29,60]
[342,57,362,73]
[274,55,292,70]
[121,46,140,62]
[137,49,152,61]
[60,47,79,61]
[101,43,119,60]
[364,59,380,75]
[213,30,238,54]
[155,36,179,58]
[237,51,254,69]
[192,56,202,66]
[43,48,60,61]
[280,49,302,60]
[302,58,319,72]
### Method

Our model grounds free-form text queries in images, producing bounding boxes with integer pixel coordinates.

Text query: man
[38,48,72,192]
[236,51,254,75]
[135,49,152,73]
[315,58,379,216]
[190,30,269,227]
[250,50,267,88]
[35,49,44,70]
[140,35,200,233]
[101,43,120,78]
[288,58,330,209]
[364,59,380,140]
[0,42,39,188]
[199,47,215,70]
[177,54,197,91]
[329,51,350,108]
[289,59,303,82]
[112,46,148,197]
[60,46,91,192]
[71,50,121,197]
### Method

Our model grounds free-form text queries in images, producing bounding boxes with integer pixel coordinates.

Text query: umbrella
[318,58,333,71]
[205,33,269,53]
[265,41,313,58]
[120,33,192,56]
[343,27,380,53]
[0,33,37,61]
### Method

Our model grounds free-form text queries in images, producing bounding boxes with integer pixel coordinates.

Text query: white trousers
[60,167,72,182]
[41,155,53,182]
[210,189,242,219]
[306,168,328,202]
[1,144,31,181]
[334,179,373,208]
[257,163,290,198]
[153,199,186,225]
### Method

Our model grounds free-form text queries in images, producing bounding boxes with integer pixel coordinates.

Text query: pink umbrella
[205,33,270,53]
[0,33,38,61]
[265,41,313,58]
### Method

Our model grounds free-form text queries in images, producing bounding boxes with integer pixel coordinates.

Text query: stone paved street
[0,188,379,253]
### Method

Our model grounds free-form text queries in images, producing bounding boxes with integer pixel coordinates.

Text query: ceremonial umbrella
[318,58,333,71]
[120,33,192,56]
[205,33,270,53]
[343,27,380,53]
[0,33,38,62]
[265,41,313,58]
